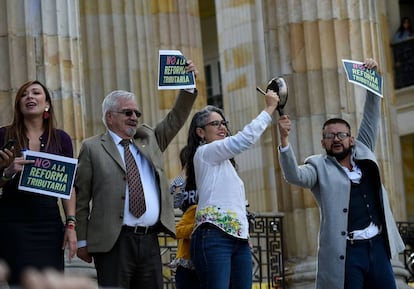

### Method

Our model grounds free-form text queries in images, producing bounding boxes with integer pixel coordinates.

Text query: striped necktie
[121,139,146,218]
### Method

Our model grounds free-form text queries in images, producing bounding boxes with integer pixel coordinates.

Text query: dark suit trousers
[92,229,163,289]
[344,234,396,289]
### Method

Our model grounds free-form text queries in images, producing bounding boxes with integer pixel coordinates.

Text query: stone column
[0,0,89,277]
[213,0,280,211]
[79,0,205,176]
[151,0,206,174]
[0,0,84,150]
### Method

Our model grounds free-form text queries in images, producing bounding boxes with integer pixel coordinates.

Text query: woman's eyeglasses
[323,132,350,140]
[204,120,229,128]
[111,109,141,118]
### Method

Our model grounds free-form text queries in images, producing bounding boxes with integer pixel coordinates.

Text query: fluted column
[214,0,280,211]
[0,0,88,276]
[79,0,205,176]
[151,0,206,174]
[264,1,321,283]
[0,0,84,151]
[264,0,409,288]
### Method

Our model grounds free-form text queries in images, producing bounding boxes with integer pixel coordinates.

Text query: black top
[0,127,74,221]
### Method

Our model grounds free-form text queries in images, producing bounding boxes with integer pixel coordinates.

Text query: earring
[43,107,50,119]
[199,138,206,146]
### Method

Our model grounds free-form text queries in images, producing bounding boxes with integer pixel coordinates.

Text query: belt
[122,224,159,235]
[198,222,219,230]
[347,232,382,245]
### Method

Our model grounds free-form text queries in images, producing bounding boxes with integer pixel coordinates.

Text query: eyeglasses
[204,120,229,128]
[323,132,350,140]
[111,109,141,118]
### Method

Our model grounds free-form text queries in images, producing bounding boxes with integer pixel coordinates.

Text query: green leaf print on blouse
[196,206,243,236]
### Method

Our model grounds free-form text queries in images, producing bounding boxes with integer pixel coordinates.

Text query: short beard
[326,146,352,161]
[126,127,136,137]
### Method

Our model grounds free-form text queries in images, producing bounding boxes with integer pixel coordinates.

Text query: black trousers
[0,214,64,285]
[93,229,163,289]
[344,234,396,289]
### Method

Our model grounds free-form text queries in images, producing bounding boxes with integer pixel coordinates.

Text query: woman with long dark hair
[393,16,414,42]
[0,80,77,285]
[186,90,279,289]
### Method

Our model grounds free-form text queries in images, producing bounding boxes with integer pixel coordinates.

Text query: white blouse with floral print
[193,111,272,239]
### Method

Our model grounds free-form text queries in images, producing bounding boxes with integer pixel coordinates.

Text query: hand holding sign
[18,151,78,199]
[342,59,382,97]
[158,50,196,90]
[185,59,198,79]
[2,156,34,181]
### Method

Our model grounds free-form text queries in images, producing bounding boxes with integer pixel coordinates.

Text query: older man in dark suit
[75,61,198,289]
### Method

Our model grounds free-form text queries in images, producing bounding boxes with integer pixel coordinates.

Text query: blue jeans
[344,234,397,289]
[175,266,199,289]
[191,224,252,289]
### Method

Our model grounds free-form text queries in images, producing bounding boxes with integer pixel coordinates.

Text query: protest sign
[158,50,195,90]
[342,59,383,97]
[18,150,78,199]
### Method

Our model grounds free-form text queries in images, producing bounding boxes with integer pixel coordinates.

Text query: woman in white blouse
[185,90,279,289]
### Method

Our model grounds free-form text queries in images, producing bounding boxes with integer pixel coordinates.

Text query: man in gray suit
[277,58,404,289]
[75,61,198,289]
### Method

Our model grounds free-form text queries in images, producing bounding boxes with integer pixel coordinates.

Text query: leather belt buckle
[123,225,156,235]
[134,225,149,234]
[347,232,355,245]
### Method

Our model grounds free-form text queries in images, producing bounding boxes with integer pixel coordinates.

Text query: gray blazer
[279,91,405,289]
[75,89,197,253]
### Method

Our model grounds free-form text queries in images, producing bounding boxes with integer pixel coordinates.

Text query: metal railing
[397,221,414,282]
[159,213,285,289]
[392,38,414,89]
[65,213,285,289]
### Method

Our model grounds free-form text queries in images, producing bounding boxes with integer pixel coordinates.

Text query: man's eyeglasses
[111,109,141,118]
[323,132,350,140]
[204,120,229,128]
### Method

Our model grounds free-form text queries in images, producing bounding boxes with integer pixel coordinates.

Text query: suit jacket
[279,91,405,289]
[75,89,197,253]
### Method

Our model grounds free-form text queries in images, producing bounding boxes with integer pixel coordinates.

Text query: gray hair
[194,105,225,128]
[102,90,136,128]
